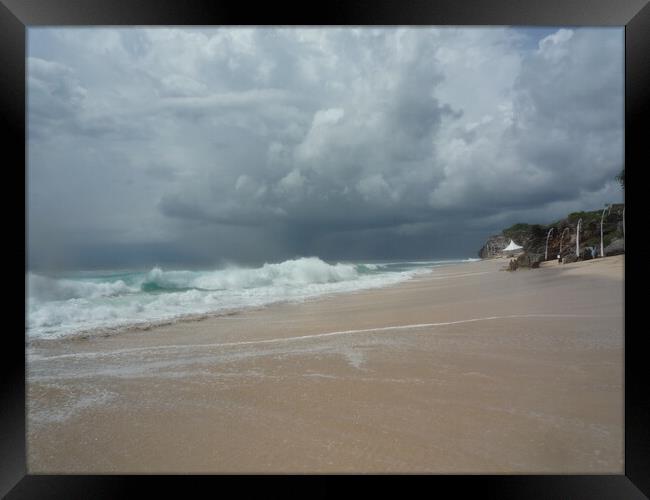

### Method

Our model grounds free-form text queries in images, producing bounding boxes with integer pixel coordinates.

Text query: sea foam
[26,256,465,340]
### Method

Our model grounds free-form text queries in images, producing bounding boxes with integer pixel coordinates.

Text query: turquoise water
[26,256,476,339]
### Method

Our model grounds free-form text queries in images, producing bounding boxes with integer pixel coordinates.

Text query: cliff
[478,204,625,260]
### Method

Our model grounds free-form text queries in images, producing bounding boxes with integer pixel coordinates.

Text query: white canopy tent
[502,240,524,254]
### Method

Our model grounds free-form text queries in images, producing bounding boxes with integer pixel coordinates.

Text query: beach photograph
[26,27,624,473]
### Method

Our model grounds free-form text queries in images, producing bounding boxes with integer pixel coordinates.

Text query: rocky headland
[479,204,625,267]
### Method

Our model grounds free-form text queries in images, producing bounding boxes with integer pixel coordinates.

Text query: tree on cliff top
[616,168,624,189]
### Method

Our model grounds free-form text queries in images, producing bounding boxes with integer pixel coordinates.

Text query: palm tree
[616,168,624,189]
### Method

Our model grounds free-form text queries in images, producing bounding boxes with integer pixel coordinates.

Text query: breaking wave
[26,256,468,339]
[139,257,360,292]
[28,274,138,301]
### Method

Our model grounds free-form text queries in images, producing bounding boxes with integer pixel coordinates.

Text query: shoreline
[27,256,624,473]
[27,259,479,345]
[27,259,480,346]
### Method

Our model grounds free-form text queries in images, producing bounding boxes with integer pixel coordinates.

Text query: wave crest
[26,256,461,339]
[140,257,360,292]
[28,274,136,302]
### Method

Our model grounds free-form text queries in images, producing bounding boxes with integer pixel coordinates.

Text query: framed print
[2,0,649,497]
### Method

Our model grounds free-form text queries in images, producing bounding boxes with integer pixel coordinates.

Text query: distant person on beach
[557,254,561,264]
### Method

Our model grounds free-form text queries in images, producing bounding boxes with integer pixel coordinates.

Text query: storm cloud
[27,27,624,269]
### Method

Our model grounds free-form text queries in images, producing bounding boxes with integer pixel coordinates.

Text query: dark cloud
[27,27,624,269]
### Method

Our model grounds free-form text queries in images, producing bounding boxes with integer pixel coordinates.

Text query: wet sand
[27,256,624,473]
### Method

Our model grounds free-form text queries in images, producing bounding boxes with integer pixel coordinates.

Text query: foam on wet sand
[27,256,624,473]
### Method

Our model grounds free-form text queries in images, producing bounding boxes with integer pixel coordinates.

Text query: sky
[27,27,624,270]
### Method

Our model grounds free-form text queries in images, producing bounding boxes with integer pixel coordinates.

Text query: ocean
[26,256,477,340]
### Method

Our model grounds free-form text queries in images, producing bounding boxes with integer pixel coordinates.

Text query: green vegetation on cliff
[479,204,624,259]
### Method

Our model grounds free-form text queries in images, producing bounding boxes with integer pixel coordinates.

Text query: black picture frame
[2,0,648,497]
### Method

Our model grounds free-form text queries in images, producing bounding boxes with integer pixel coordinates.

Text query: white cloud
[277,169,305,195]
[27,27,624,266]
[538,28,574,61]
[313,108,345,127]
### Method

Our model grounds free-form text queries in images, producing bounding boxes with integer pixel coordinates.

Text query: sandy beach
[27,255,624,473]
